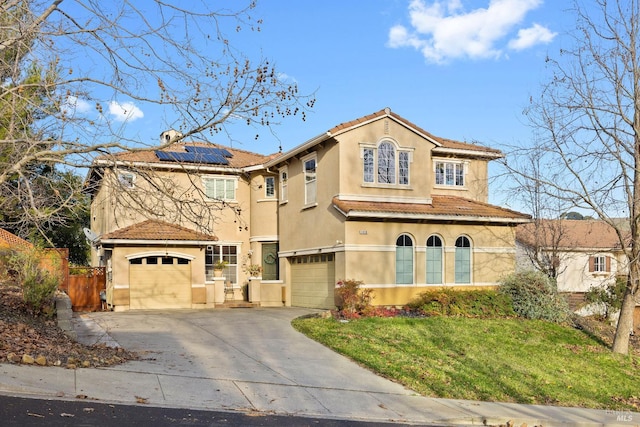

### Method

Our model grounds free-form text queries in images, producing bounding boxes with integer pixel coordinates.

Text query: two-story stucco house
[86,108,530,311]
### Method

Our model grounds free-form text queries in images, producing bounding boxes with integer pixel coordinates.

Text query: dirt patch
[0,285,137,368]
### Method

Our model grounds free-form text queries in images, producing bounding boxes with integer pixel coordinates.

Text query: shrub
[406,288,515,318]
[334,279,373,319]
[585,276,627,320]
[7,248,61,316]
[499,270,570,323]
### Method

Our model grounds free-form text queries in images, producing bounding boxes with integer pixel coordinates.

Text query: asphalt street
[0,395,419,427]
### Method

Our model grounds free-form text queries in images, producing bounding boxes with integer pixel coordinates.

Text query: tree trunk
[612,282,636,354]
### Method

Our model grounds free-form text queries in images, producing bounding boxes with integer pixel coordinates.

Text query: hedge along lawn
[291,316,640,411]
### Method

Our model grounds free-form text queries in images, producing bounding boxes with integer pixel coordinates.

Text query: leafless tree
[502,0,639,353]
[0,0,313,239]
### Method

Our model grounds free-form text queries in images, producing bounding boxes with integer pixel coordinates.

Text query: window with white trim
[363,148,374,183]
[205,245,238,283]
[265,176,275,198]
[118,172,136,188]
[589,255,610,273]
[396,234,414,284]
[280,167,288,203]
[303,154,317,205]
[204,177,236,201]
[361,140,411,186]
[454,236,471,284]
[378,142,396,184]
[426,235,443,284]
[435,160,466,187]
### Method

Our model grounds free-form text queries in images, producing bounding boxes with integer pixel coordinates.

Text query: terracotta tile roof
[101,220,218,242]
[516,220,624,250]
[332,196,530,222]
[0,228,33,249]
[328,108,502,156]
[100,141,271,168]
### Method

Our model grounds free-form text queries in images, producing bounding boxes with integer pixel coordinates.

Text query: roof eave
[100,239,218,245]
[264,132,330,168]
[333,206,530,223]
[93,158,244,174]
[432,147,503,159]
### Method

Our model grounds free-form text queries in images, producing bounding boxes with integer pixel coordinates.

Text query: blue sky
[90,0,579,207]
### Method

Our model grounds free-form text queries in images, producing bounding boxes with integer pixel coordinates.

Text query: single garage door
[290,254,335,309]
[129,256,191,309]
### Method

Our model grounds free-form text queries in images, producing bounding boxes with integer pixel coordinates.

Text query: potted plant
[247,264,262,278]
[213,260,228,277]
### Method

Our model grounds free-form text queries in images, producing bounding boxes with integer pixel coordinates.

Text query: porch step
[215,301,259,308]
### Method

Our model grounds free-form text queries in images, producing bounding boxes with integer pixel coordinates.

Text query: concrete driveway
[80,307,479,423]
[0,307,627,425]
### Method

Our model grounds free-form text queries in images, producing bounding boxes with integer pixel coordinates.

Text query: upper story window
[378,142,396,184]
[203,177,236,201]
[265,176,275,198]
[589,255,610,273]
[279,167,288,203]
[118,172,136,188]
[435,160,466,187]
[361,140,411,186]
[303,154,317,206]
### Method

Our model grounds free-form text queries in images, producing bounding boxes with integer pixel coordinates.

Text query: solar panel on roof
[185,146,233,158]
[155,150,229,165]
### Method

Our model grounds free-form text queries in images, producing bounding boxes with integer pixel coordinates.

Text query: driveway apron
[82,308,451,422]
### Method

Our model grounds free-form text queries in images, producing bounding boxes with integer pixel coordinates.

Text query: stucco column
[249,277,261,303]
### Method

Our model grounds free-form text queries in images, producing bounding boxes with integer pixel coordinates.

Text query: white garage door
[129,256,191,309]
[290,254,335,309]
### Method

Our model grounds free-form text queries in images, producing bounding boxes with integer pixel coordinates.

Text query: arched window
[455,236,471,284]
[378,142,396,184]
[396,234,413,284]
[426,235,443,284]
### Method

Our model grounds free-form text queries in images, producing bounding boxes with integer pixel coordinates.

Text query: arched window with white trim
[455,236,471,284]
[396,234,414,284]
[378,141,396,184]
[426,235,443,284]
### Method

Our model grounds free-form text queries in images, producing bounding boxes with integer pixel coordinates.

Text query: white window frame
[363,147,374,183]
[265,176,276,198]
[302,153,317,206]
[434,160,467,188]
[279,166,288,204]
[203,176,237,201]
[117,171,136,189]
[593,255,608,272]
[360,140,412,187]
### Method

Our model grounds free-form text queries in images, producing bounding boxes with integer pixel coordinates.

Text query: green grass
[292,316,640,411]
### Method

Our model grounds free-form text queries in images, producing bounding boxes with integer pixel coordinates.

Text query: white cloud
[62,95,92,115]
[388,0,555,64]
[508,23,556,50]
[108,101,144,122]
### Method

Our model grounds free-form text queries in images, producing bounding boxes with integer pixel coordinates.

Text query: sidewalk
[0,310,637,426]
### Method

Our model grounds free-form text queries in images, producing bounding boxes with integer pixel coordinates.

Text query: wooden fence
[67,267,106,312]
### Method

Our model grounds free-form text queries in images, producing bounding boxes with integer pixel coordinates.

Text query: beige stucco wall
[337,118,490,203]
[277,138,344,253]
[91,167,252,238]
[341,221,516,287]
[556,250,625,293]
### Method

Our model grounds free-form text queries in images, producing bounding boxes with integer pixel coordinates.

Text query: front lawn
[292,316,640,411]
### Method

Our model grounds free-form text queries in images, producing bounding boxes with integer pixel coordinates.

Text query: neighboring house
[515,219,627,305]
[86,107,530,311]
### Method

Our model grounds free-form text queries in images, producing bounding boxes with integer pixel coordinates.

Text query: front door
[261,243,278,280]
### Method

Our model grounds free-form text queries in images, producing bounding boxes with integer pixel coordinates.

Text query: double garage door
[129,256,192,309]
[290,254,335,309]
